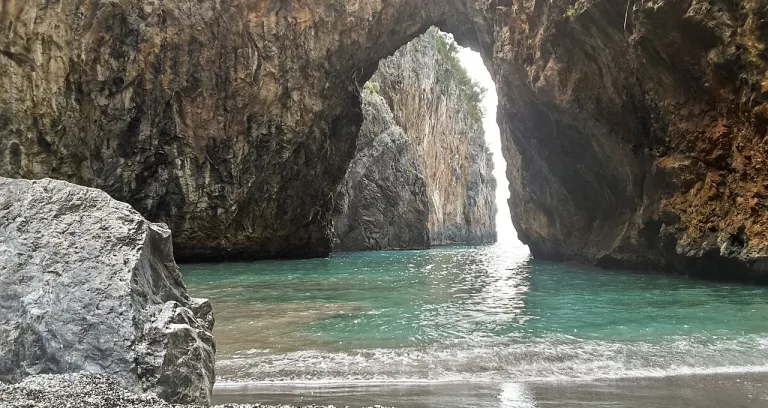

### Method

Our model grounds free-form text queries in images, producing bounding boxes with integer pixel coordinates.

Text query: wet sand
[214,372,768,407]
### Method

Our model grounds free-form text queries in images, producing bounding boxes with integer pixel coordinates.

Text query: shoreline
[213,371,768,408]
[5,371,767,408]
[213,363,768,388]
[0,374,391,408]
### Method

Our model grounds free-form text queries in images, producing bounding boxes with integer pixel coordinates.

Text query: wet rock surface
[2,0,768,280]
[0,178,215,404]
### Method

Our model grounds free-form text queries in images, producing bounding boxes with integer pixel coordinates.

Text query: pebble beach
[0,374,390,408]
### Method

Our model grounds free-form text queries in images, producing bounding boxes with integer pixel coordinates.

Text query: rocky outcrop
[332,92,431,251]
[0,178,215,404]
[333,29,497,251]
[2,0,768,281]
[0,0,492,262]
[0,0,461,262]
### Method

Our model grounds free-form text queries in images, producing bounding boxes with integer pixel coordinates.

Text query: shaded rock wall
[333,29,497,251]
[2,0,768,280]
[495,0,768,282]
[0,178,215,404]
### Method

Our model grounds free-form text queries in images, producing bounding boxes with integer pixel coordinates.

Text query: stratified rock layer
[2,1,768,280]
[333,29,497,251]
[0,178,215,404]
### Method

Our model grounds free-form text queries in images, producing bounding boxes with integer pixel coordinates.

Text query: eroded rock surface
[495,0,768,281]
[0,178,215,404]
[332,91,431,251]
[2,0,768,280]
[333,29,497,251]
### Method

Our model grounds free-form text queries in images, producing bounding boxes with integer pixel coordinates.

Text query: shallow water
[183,239,768,406]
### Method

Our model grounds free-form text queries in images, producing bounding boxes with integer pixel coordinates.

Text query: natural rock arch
[332,28,498,252]
[1,0,767,280]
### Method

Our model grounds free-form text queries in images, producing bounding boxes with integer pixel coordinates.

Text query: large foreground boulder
[0,178,215,404]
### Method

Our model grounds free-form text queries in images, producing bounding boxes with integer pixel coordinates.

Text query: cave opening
[331,27,527,253]
[452,36,520,247]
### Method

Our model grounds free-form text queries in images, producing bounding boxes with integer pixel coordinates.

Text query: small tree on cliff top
[434,33,486,124]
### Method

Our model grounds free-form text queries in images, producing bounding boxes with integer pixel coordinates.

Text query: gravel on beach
[0,374,391,408]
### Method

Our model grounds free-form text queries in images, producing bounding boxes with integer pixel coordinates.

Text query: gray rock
[333,93,431,251]
[0,178,215,405]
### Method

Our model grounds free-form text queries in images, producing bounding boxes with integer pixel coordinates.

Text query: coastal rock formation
[332,92,431,251]
[2,0,768,280]
[496,0,768,281]
[333,30,497,251]
[0,178,215,404]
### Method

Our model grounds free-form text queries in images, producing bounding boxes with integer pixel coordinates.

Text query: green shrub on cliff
[434,33,486,123]
[564,0,587,18]
[363,81,381,95]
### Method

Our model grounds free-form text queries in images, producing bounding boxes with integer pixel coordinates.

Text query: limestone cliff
[495,0,768,282]
[333,29,497,251]
[2,0,768,281]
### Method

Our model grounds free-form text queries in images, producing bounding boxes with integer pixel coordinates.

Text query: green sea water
[182,239,768,406]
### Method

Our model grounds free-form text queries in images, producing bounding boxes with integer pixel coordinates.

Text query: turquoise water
[182,240,768,387]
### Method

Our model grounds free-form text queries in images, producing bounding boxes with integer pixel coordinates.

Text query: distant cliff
[333,29,497,251]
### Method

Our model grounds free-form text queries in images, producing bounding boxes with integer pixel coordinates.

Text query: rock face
[333,29,497,251]
[0,178,215,404]
[332,92,431,251]
[2,0,768,281]
[496,0,768,282]
[0,0,488,262]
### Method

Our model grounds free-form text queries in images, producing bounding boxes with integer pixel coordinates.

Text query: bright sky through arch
[456,45,520,244]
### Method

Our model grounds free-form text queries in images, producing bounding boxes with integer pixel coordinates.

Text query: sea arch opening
[330,27,526,253]
[315,0,656,272]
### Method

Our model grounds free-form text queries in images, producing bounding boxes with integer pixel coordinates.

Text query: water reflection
[214,375,768,408]
[416,242,533,343]
[499,383,537,408]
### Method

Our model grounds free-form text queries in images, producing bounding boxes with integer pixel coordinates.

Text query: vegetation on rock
[434,33,487,124]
